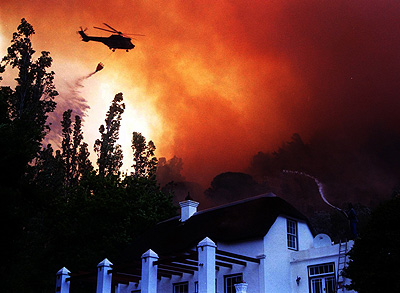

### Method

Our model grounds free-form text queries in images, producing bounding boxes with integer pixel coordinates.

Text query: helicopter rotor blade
[94,26,116,33]
[103,23,122,34]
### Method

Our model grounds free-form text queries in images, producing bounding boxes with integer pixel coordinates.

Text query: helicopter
[78,23,144,52]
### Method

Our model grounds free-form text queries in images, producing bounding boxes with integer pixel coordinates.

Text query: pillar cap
[197,237,217,248]
[97,258,113,268]
[179,200,199,208]
[142,249,159,259]
[57,267,71,275]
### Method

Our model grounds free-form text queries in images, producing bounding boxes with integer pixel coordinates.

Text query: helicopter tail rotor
[78,27,89,41]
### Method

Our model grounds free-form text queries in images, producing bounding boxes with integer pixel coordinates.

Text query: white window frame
[173,281,188,293]
[308,263,336,293]
[287,218,298,250]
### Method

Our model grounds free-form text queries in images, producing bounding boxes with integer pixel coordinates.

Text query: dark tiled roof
[118,193,310,265]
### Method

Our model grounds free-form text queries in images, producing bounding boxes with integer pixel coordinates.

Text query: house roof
[117,193,310,266]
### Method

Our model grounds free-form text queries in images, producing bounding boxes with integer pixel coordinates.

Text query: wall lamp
[296,276,301,286]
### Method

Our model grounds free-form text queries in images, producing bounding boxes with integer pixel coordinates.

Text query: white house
[56,193,355,293]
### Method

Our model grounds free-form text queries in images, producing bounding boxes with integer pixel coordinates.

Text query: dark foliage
[344,196,400,292]
[309,203,371,243]
[94,93,125,177]
[131,131,158,178]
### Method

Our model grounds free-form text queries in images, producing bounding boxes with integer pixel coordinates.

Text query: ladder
[336,239,348,292]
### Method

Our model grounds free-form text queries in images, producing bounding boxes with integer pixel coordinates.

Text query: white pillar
[141,249,159,293]
[197,237,216,293]
[96,258,113,293]
[55,267,70,293]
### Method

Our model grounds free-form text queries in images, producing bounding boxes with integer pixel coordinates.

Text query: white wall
[263,216,314,293]
[217,239,264,293]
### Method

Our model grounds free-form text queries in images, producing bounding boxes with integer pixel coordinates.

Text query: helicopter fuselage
[79,30,135,51]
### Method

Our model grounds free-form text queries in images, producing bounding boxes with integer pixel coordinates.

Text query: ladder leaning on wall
[336,239,348,292]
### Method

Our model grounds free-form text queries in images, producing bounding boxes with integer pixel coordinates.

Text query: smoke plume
[45,65,103,147]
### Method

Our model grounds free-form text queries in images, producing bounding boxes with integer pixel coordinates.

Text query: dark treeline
[0,19,176,292]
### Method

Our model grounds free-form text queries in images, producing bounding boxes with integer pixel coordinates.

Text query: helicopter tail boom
[79,29,90,42]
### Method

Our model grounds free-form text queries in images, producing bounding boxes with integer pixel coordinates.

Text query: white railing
[55,237,217,293]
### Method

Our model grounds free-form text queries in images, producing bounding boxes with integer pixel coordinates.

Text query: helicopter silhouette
[79,23,144,52]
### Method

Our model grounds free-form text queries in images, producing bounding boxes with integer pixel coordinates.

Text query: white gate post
[55,267,70,293]
[197,237,216,293]
[96,258,113,293]
[141,249,159,293]
[140,249,158,293]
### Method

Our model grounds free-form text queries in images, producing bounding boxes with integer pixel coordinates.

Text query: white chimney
[179,194,199,222]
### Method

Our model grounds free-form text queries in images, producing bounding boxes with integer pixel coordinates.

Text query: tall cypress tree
[61,109,73,187]
[0,19,57,292]
[60,110,92,188]
[0,18,57,184]
[94,93,125,177]
[131,131,158,178]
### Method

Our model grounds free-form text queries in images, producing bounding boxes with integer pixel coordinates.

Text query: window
[173,282,188,293]
[308,263,336,293]
[224,273,243,293]
[287,218,298,250]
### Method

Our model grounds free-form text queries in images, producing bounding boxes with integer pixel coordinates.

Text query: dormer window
[287,218,298,250]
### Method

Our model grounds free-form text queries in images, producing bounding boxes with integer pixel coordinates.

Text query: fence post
[141,249,159,293]
[197,237,216,293]
[96,258,113,293]
[55,267,70,293]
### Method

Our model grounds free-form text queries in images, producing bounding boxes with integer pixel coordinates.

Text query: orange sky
[1,0,400,186]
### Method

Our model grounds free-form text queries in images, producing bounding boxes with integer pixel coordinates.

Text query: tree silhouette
[61,109,92,188]
[0,18,58,292]
[132,131,158,178]
[94,93,125,177]
[344,196,400,292]
[0,18,57,184]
